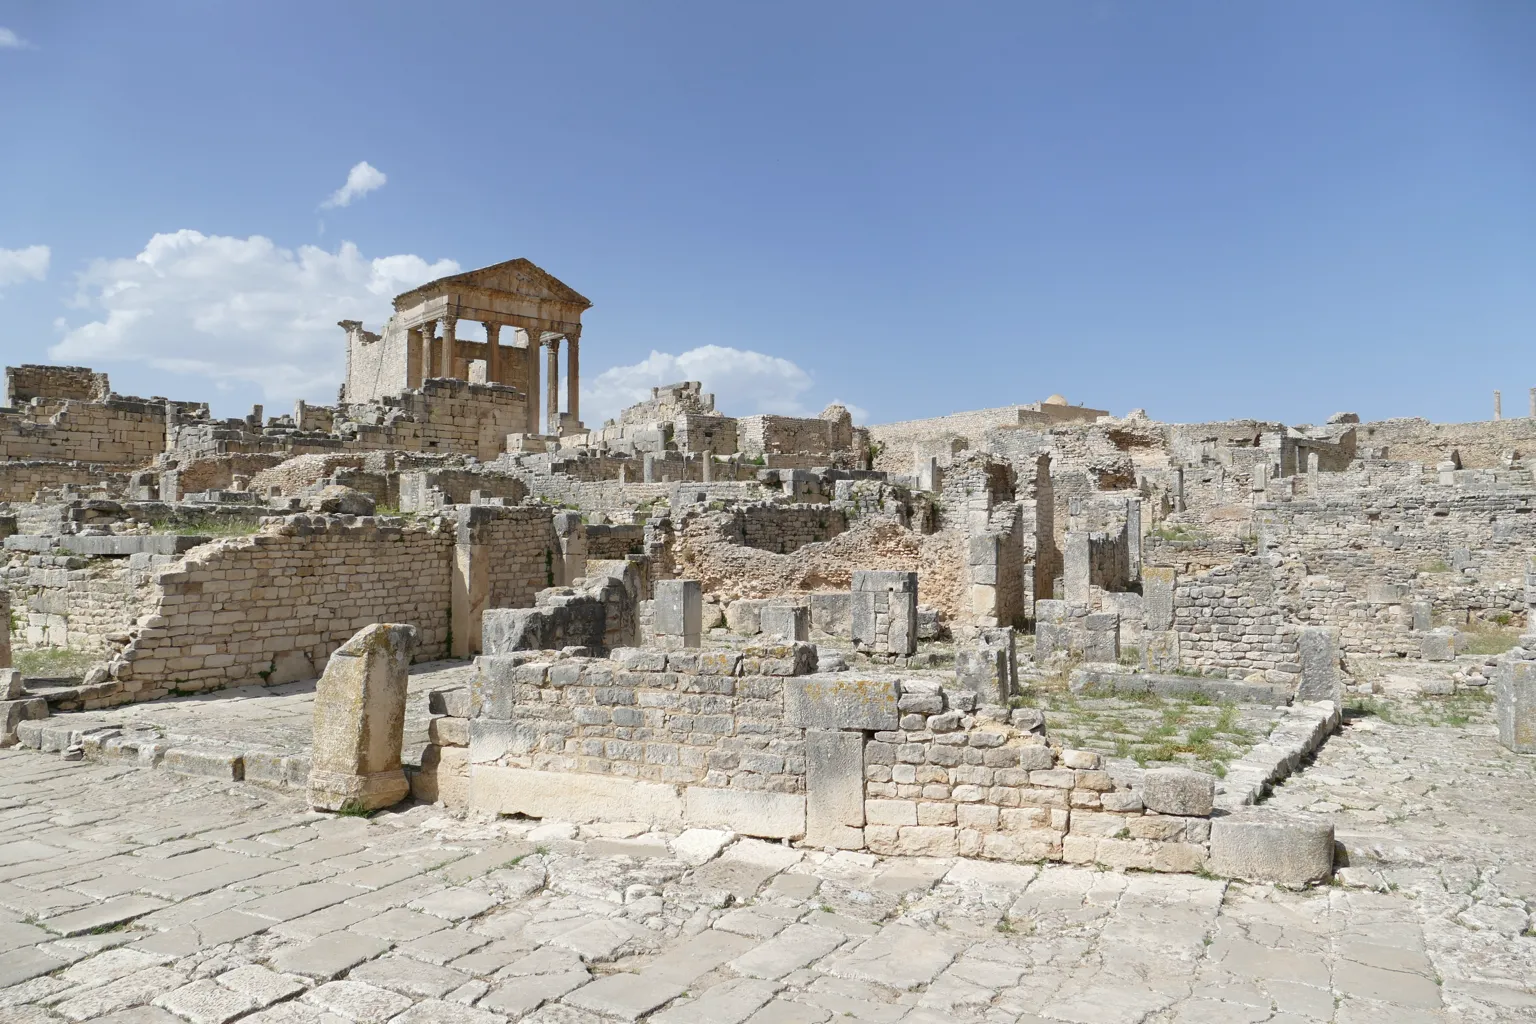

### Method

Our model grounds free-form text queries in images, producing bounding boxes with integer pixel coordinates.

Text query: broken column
[308,623,417,812]
[955,627,1017,705]
[967,532,1002,628]
[1296,627,1341,707]
[654,579,703,649]
[851,570,918,657]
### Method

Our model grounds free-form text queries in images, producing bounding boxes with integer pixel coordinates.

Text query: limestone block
[471,764,684,827]
[725,598,768,635]
[0,696,46,745]
[1141,767,1215,817]
[0,590,10,669]
[1420,627,1456,662]
[1,668,23,700]
[1082,613,1119,664]
[1141,631,1180,673]
[685,787,806,839]
[1495,659,1536,754]
[809,592,852,638]
[1142,566,1176,634]
[760,603,810,643]
[850,570,918,656]
[655,579,703,648]
[307,623,417,812]
[1411,601,1433,632]
[1210,814,1334,885]
[805,730,864,849]
[955,628,1017,705]
[784,674,899,730]
[1295,627,1340,707]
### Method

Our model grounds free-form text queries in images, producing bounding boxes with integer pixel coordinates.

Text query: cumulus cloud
[320,161,387,209]
[52,230,457,403]
[586,345,818,424]
[0,244,49,287]
[0,28,30,49]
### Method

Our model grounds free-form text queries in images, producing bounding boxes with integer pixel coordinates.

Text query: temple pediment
[394,258,592,312]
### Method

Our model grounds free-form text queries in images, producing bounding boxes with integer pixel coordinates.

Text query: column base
[307,767,409,812]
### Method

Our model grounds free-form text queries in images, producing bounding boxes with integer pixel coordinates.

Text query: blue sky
[1,2,1532,426]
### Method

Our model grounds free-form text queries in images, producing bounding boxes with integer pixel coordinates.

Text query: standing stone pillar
[1063,533,1092,606]
[566,331,580,424]
[1307,452,1320,494]
[1296,627,1341,707]
[851,570,918,657]
[655,579,702,649]
[308,623,418,812]
[525,330,542,433]
[484,322,501,384]
[546,336,561,436]
[1496,658,1536,753]
[1494,390,1502,420]
[420,320,438,381]
[0,590,12,670]
[1140,566,1179,672]
[1126,498,1142,577]
[440,317,458,380]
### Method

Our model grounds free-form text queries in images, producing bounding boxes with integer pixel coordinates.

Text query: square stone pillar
[0,590,11,670]
[655,579,702,649]
[1063,533,1092,606]
[851,570,918,657]
[308,623,418,812]
[1296,627,1340,707]
[1496,659,1536,753]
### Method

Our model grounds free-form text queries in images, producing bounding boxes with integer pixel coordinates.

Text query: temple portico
[341,258,590,436]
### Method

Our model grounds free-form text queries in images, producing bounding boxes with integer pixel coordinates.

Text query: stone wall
[727,503,849,554]
[5,365,111,406]
[1171,555,1301,678]
[0,397,168,466]
[110,515,456,702]
[420,649,1215,871]
[0,461,132,502]
[1358,416,1536,469]
[738,411,856,459]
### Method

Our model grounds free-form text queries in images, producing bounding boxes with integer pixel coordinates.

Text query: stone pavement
[2,719,1534,1024]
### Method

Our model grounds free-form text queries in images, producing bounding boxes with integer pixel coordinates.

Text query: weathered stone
[1141,767,1215,817]
[760,603,809,642]
[655,579,703,648]
[1296,627,1340,707]
[784,674,899,730]
[1495,658,1536,754]
[805,730,864,849]
[1210,813,1335,885]
[307,623,417,812]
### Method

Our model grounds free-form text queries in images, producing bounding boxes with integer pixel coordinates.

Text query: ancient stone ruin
[4,256,1536,888]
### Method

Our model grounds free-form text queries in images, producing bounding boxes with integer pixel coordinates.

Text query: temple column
[440,316,458,380]
[525,329,541,434]
[565,330,580,424]
[419,320,438,380]
[406,326,424,388]
[484,322,501,383]
[546,335,561,436]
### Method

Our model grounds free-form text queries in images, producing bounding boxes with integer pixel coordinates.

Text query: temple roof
[393,258,592,312]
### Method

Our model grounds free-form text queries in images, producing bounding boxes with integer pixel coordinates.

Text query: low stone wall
[5,364,111,406]
[418,645,1221,873]
[1173,556,1302,678]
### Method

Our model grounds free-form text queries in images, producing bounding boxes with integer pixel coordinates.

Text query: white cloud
[0,244,49,287]
[0,28,30,49]
[586,344,817,424]
[320,161,387,209]
[52,230,457,404]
